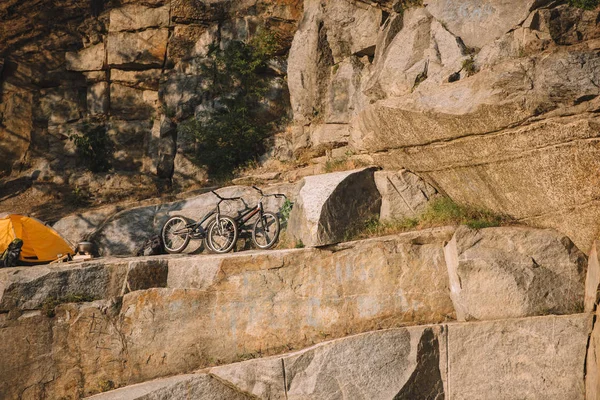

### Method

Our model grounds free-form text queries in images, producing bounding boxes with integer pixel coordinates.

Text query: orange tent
[0,213,74,263]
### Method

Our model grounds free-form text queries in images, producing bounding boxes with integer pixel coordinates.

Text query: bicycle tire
[161,215,191,254]
[206,215,239,253]
[252,212,280,250]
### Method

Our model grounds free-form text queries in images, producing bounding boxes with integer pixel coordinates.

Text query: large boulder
[323,0,382,62]
[287,167,381,247]
[86,374,253,400]
[375,169,438,221]
[65,43,106,71]
[444,226,587,321]
[109,4,170,32]
[285,326,446,399]
[86,313,593,400]
[107,29,169,68]
[287,0,333,124]
[425,0,550,49]
[448,313,592,400]
[0,258,168,313]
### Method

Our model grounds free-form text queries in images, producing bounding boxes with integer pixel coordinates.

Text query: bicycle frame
[171,191,241,239]
[234,186,287,233]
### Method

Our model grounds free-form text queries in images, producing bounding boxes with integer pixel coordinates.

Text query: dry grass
[345,197,513,241]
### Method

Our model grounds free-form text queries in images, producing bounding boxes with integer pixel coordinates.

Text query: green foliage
[279,199,294,224]
[181,31,280,178]
[42,293,96,318]
[568,0,598,9]
[345,197,511,241]
[69,185,91,206]
[462,56,477,77]
[295,239,305,249]
[70,125,114,173]
[420,197,508,229]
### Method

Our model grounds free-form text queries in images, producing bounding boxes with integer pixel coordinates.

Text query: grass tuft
[345,197,512,241]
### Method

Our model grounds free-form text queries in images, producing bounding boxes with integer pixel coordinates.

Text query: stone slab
[448,313,593,400]
[444,226,587,321]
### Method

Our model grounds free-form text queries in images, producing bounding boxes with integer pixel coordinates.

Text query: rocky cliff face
[286,0,600,251]
[3,0,600,252]
[0,0,301,195]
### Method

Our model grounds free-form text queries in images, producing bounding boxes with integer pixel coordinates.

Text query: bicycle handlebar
[211,190,242,201]
[252,186,287,200]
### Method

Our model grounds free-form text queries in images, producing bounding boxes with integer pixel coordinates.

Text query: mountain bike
[208,186,286,251]
[161,190,241,254]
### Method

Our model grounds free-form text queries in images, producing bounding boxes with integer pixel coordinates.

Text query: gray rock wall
[87,313,594,400]
[0,0,302,191]
[286,0,600,251]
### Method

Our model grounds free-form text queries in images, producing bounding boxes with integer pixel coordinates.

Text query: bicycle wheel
[161,215,191,254]
[252,212,280,250]
[207,215,238,253]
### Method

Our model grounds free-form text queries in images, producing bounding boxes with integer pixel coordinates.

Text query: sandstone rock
[0,312,53,400]
[107,29,169,68]
[40,87,84,124]
[110,84,157,120]
[309,123,350,146]
[209,357,286,399]
[110,69,162,90]
[448,313,592,399]
[106,119,153,170]
[287,167,381,247]
[0,258,168,313]
[585,241,600,313]
[159,72,203,121]
[362,8,433,98]
[287,0,332,124]
[83,71,108,83]
[87,82,109,115]
[147,117,176,177]
[444,226,587,321]
[286,326,447,399]
[89,206,160,256]
[352,46,600,250]
[171,0,230,23]
[325,57,365,124]
[66,43,106,71]
[587,312,600,400]
[323,0,382,62]
[375,169,438,221]
[52,206,121,245]
[86,374,254,399]
[109,4,170,32]
[425,0,549,49]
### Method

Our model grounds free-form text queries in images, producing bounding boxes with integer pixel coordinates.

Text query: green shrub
[70,125,114,173]
[420,197,507,229]
[462,56,477,77]
[180,31,280,178]
[569,0,598,10]
[345,197,511,241]
[279,198,294,224]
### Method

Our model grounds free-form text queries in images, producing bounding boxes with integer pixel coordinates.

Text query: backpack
[1,238,24,268]
[136,235,165,257]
